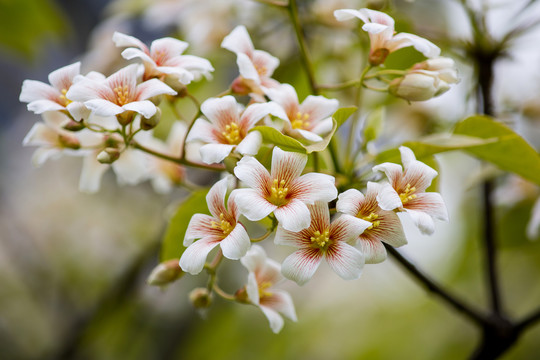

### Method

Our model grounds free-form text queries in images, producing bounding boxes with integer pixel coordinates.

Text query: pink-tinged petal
[154,65,194,84]
[179,237,220,275]
[105,64,139,92]
[66,78,116,103]
[220,224,250,260]
[231,188,276,221]
[236,53,260,83]
[281,248,324,285]
[291,173,337,204]
[31,148,61,167]
[236,131,261,156]
[112,32,149,52]
[234,155,271,193]
[200,143,235,164]
[206,176,232,218]
[334,9,369,23]
[336,189,364,216]
[184,214,219,245]
[259,305,284,334]
[389,33,440,58]
[295,129,323,142]
[404,208,436,235]
[263,289,297,322]
[359,238,387,264]
[308,201,331,229]
[375,182,402,211]
[121,48,155,65]
[252,50,279,77]
[366,210,407,248]
[20,80,59,103]
[265,84,299,116]
[48,62,80,91]
[325,242,365,280]
[240,102,274,129]
[136,78,176,100]
[310,118,333,136]
[362,22,391,35]
[185,118,217,143]
[27,99,65,114]
[331,214,372,244]
[301,95,339,123]
[246,272,260,305]
[274,199,311,232]
[22,122,56,147]
[406,192,449,222]
[66,102,91,121]
[84,99,124,117]
[361,8,395,27]
[201,96,240,129]
[79,154,109,193]
[123,100,157,118]
[270,147,307,185]
[221,25,254,56]
[403,161,438,193]
[150,37,189,61]
[372,162,403,186]
[274,225,309,247]
[241,244,268,273]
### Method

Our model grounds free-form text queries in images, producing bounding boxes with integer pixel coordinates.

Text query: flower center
[222,122,241,144]
[268,179,289,206]
[291,111,310,130]
[59,88,72,107]
[113,85,131,106]
[258,281,273,299]
[310,229,331,249]
[361,212,380,230]
[399,183,417,204]
[256,65,267,77]
[211,213,234,236]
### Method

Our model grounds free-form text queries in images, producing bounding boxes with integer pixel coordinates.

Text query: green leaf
[454,115,540,185]
[160,189,210,262]
[363,107,385,145]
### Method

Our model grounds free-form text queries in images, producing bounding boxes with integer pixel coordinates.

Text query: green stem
[317,79,361,91]
[133,142,224,171]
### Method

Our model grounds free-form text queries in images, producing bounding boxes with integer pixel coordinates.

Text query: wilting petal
[179,237,220,275]
[336,189,364,215]
[405,208,436,235]
[281,247,323,285]
[325,242,364,280]
[234,155,271,192]
[270,147,307,185]
[200,143,235,164]
[376,182,402,211]
[220,224,250,260]
[291,173,337,204]
[236,131,261,156]
[231,188,276,221]
[406,192,448,221]
[184,214,217,245]
[274,199,311,232]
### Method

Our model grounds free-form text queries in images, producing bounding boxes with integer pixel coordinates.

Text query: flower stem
[133,142,224,171]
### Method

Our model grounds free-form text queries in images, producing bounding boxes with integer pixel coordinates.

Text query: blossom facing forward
[373,146,448,235]
[239,245,297,333]
[334,8,440,65]
[275,201,371,285]
[232,146,338,232]
[180,175,251,275]
[337,183,407,264]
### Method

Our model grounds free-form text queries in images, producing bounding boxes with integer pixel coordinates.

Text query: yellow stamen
[361,212,380,230]
[113,85,130,106]
[268,179,289,206]
[258,281,273,298]
[399,183,417,204]
[221,122,241,144]
[256,65,268,76]
[291,111,310,130]
[310,229,331,249]
[59,88,72,106]
[211,213,234,236]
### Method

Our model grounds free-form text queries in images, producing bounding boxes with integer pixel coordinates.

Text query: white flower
[240,245,297,333]
[179,175,251,275]
[66,64,176,119]
[186,95,278,164]
[275,201,371,285]
[336,183,407,264]
[221,25,280,95]
[265,83,339,142]
[373,146,448,235]
[334,8,440,65]
[113,32,214,84]
[232,146,338,232]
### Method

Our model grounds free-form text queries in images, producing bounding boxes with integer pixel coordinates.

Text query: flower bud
[231,77,252,95]
[369,48,390,66]
[117,110,136,126]
[63,120,86,132]
[413,57,459,84]
[141,107,161,131]
[147,259,184,286]
[97,147,120,164]
[58,134,81,150]
[189,288,212,309]
[223,154,240,174]
[234,287,250,304]
[389,71,449,102]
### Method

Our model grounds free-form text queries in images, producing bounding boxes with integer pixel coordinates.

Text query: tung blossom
[373,146,448,235]
[337,182,407,264]
[266,83,339,143]
[334,8,440,65]
[275,201,372,285]
[113,32,214,85]
[239,245,297,334]
[66,64,176,119]
[232,146,338,232]
[179,175,251,275]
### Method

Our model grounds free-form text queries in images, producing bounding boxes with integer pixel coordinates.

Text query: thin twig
[516,306,540,332]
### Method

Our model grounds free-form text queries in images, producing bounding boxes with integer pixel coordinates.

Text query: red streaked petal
[184,214,221,245]
[325,242,365,280]
[270,147,307,184]
[231,188,276,222]
[330,214,372,244]
[406,192,448,222]
[336,188,364,215]
[281,247,323,285]
[358,237,387,264]
[234,155,271,193]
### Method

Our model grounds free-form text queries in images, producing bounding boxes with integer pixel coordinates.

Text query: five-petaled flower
[373,146,448,235]
[113,32,214,85]
[336,182,407,264]
[186,95,279,164]
[275,201,372,285]
[266,83,339,143]
[66,64,176,120]
[232,146,338,232]
[334,8,440,65]
[180,175,251,275]
[238,245,297,333]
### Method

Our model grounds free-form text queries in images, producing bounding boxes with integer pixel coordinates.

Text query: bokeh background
[1,0,540,359]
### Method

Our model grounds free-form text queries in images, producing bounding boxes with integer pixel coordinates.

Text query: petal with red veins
[375,182,402,211]
[270,147,307,185]
[281,247,323,285]
[231,188,276,221]
[291,173,337,204]
[274,225,310,248]
[240,102,274,129]
[48,62,80,91]
[184,214,219,245]
[336,189,364,216]
[263,289,297,322]
[201,96,240,129]
[406,192,448,221]
[359,237,387,264]
[372,162,403,187]
[200,143,235,164]
[205,176,231,218]
[301,95,339,123]
[330,214,372,244]
[325,242,365,280]
[234,156,271,193]
[179,237,221,275]
[265,83,299,116]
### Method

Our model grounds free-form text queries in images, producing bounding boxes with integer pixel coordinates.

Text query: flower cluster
[21,8,453,334]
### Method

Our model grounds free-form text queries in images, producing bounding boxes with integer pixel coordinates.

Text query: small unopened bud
[223,154,240,174]
[117,110,136,126]
[63,120,86,132]
[231,77,252,95]
[141,107,161,131]
[58,134,80,150]
[147,259,184,286]
[234,287,250,304]
[368,48,390,66]
[164,77,188,96]
[389,72,444,102]
[189,288,212,309]
[97,147,120,164]
[413,57,459,84]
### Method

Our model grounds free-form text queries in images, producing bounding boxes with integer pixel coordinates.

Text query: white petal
[236,53,260,83]
[372,161,403,186]
[281,248,323,285]
[206,176,231,218]
[403,159,438,193]
[326,242,365,280]
[274,224,306,247]
[27,99,64,114]
[270,146,307,184]
[151,37,189,58]
[405,208,436,235]
[200,143,234,164]
[265,289,297,322]
[236,131,261,156]
[331,214,372,243]
[85,99,124,117]
[185,118,216,143]
[334,9,368,23]
[121,48,155,64]
[221,25,254,56]
[200,96,240,128]
[136,78,176,100]
[301,95,339,124]
[240,244,268,272]
[220,224,251,260]
[246,272,260,305]
[376,182,402,211]
[390,33,440,58]
[234,155,271,192]
[336,189,364,215]
[231,189,276,221]
[31,148,61,167]
[296,129,323,142]
[264,83,299,115]
[359,238,387,264]
[48,62,80,91]
[252,50,279,77]
[240,102,275,129]
[111,149,150,185]
[112,31,148,50]
[179,237,220,275]
[259,305,284,334]
[291,173,337,204]
[66,101,91,121]
[79,154,109,193]
[310,117,333,136]
[406,192,448,221]
[273,199,311,232]
[184,214,217,245]
[123,100,157,118]
[20,80,58,103]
